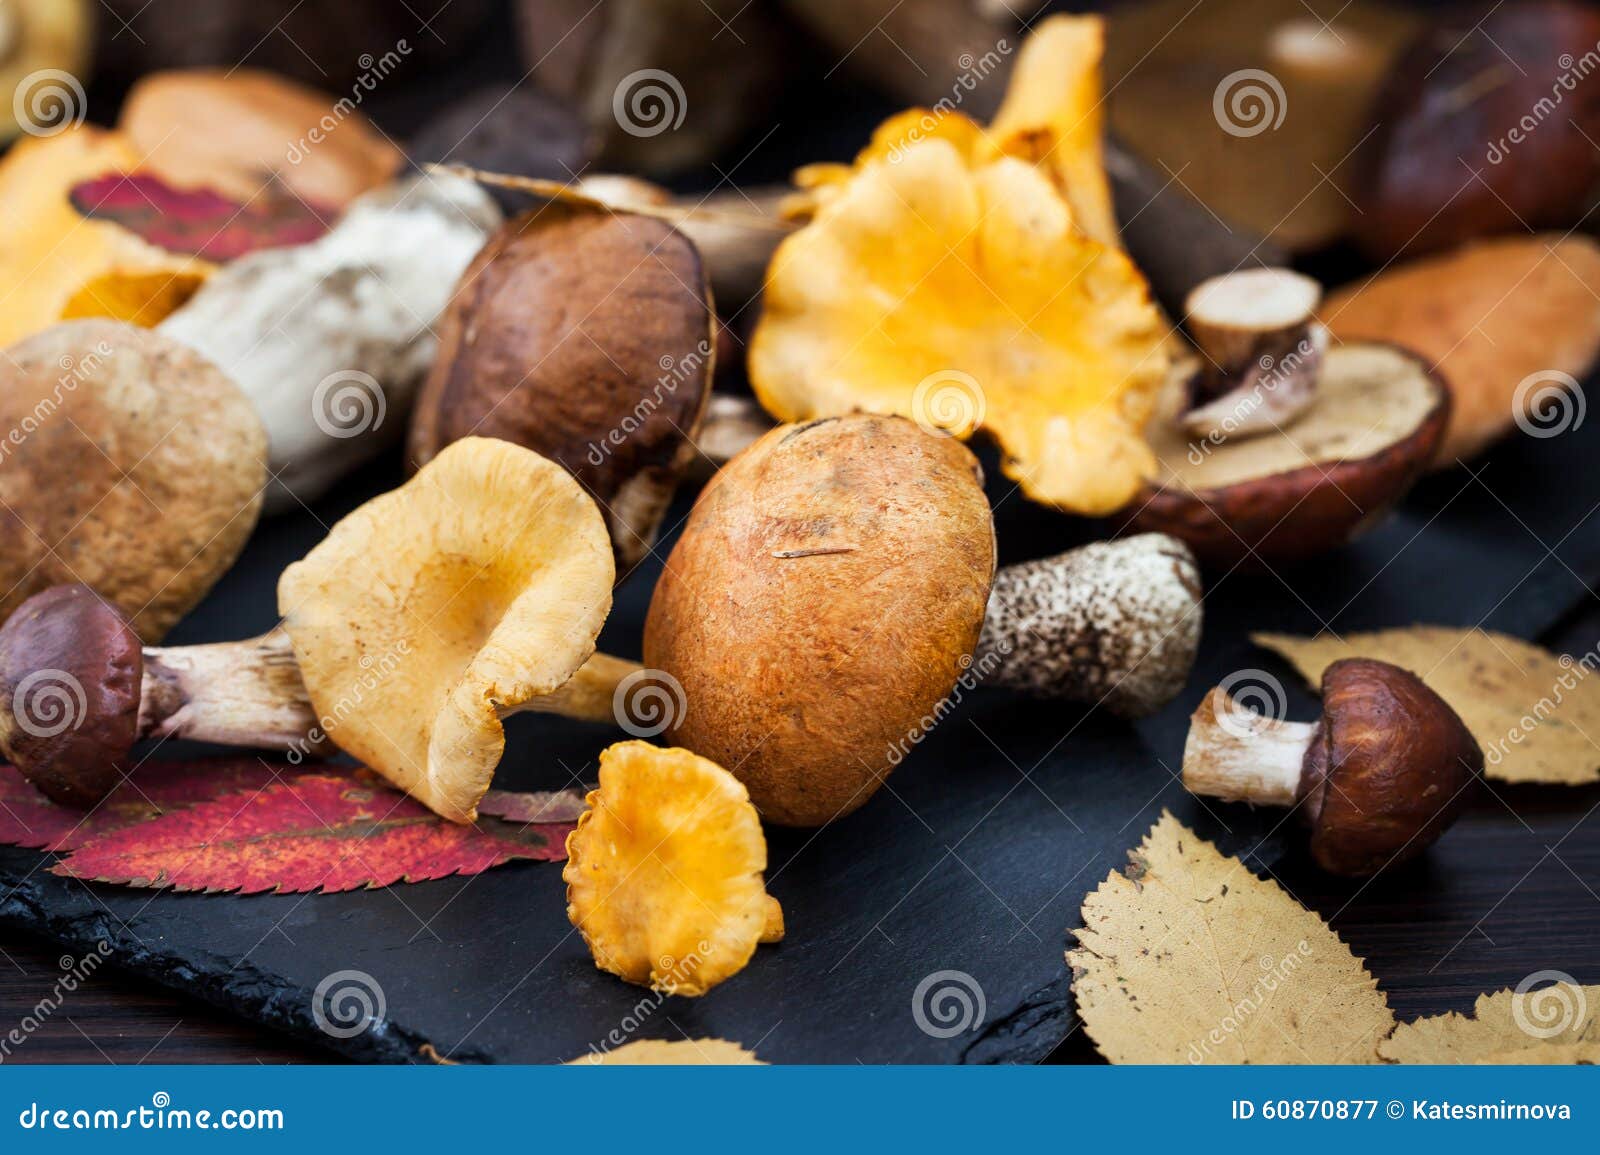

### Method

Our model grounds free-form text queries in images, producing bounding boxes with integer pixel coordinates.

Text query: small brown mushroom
[0,320,268,641]
[1183,658,1482,876]
[645,415,1203,826]
[1131,341,1449,568]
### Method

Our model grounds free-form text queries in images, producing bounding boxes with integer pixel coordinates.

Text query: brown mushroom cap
[644,415,997,827]
[408,202,714,571]
[0,584,141,807]
[1130,342,1448,567]
[1298,658,1481,876]
[0,320,268,640]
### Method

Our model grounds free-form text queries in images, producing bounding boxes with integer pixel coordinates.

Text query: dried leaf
[0,759,290,852]
[565,1038,762,1065]
[1380,984,1600,1063]
[52,773,573,894]
[478,787,588,824]
[1254,627,1600,785]
[1068,812,1395,1064]
[69,173,330,261]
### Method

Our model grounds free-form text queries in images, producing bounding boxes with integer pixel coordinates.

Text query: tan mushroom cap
[645,414,997,826]
[277,437,614,823]
[0,320,266,641]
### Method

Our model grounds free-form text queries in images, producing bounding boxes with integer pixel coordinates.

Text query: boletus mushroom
[409,198,716,569]
[0,320,268,641]
[645,415,1203,827]
[1128,270,1450,568]
[160,173,502,510]
[1183,658,1482,876]
[0,439,622,822]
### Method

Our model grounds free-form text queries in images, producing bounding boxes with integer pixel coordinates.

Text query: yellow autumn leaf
[565,1038,762,1065]
[1253,627,1600,785]
[1069,812,1395,1064]
[1380,981,1599,1063]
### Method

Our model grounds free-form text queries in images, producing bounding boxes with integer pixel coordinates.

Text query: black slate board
[2,406,1599,1064]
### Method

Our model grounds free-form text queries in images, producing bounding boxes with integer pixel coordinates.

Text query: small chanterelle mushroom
[1182,658,1483,876]
[0,439,621,822]
[645,415,1204,827]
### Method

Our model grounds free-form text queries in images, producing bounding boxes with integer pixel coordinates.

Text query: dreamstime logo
[312,370,386,439]
[911,370,986,437]
[13,69,86,137]
[613,69,686,138]
[311,969,386,1039]
[1214,668,1287,739]
[11,669,86,738]
[1512,370,1584,439]
[1213,69,1287,137]
[613,668,687,737]
[911,969,986,1039]
[1512,969,1586,1039]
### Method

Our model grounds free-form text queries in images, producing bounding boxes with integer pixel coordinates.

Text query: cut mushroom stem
[1182,657,1483,876]
[1181,267,1325,439]
[0,583,621,808]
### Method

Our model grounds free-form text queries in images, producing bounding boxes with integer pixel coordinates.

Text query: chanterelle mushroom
[1183,658,1482,876]
[408,199,712,569]
[645,415,1202,826]
[0,439,621,822]
[0,320,267,641]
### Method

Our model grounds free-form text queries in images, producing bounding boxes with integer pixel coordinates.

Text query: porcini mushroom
[160,172,501,510]
[1130,340,1449,568]
[0,439,620,823]
[645,415,1203,826]
[0,320,267,641]
[408,198,715,569]
[1183,658,1482,876]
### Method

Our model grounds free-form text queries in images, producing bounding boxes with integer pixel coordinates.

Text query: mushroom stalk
[1180,687,1316,806]
[137,631,633,747]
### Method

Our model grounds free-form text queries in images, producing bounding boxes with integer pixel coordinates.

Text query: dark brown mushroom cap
[408,203,714,571]
[0,584,142,807]
[644,415,997,827]
[1297,657,1481,876]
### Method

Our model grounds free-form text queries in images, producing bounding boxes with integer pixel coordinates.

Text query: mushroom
[0,320,267,641]
[117,68,404,210]
[1103,0,1420,251]
[408,197,715,570]
[0,439,620,823]
[1352,2,1600,262]
[1180,267,1326,439]
[1130,340,1449,569]
[0,0,92,142]
[159,172,502,511]
[1182,658,1482,876]
[515,0,791,175]
[645,415,1203,826]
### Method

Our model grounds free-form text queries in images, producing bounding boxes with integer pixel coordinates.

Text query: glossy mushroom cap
[0,584,142,806]
[1297,658,1481,876]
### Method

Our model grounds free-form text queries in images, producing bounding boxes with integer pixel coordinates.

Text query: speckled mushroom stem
[974,534,1204,719]
[139,628,331,752]
[1180,687,1317,806]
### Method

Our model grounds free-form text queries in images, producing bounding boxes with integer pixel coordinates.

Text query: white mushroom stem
[1181,687,1316,806]
[688,394,777,476]
[135,632,636,755]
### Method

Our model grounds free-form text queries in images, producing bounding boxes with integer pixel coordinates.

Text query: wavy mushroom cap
[277,437,614,823]
[645,414,997,826]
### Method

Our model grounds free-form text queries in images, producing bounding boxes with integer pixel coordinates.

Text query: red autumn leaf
[0,758,294,852]
[69,172,331,260]
[51,774,577,894]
